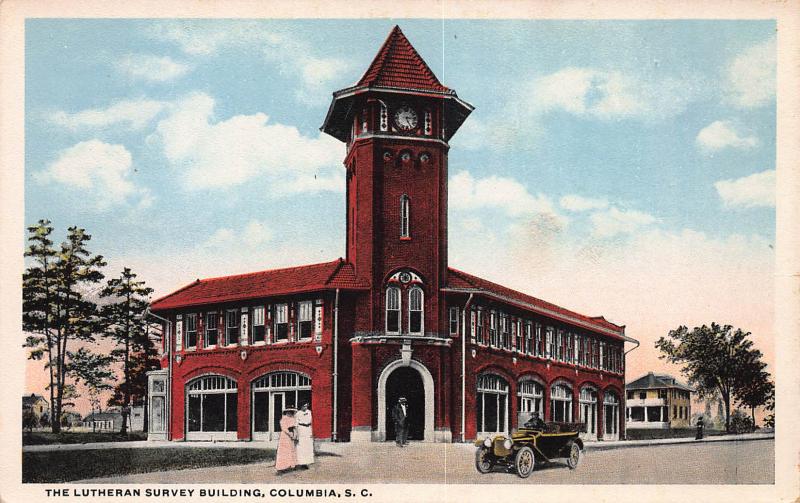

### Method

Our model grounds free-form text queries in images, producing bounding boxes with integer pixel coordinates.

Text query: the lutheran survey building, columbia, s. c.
[146,26,639,444]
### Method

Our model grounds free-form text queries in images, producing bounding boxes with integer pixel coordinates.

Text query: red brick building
[147,26,637,444]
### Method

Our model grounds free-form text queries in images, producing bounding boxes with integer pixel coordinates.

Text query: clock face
[394,106,418,131]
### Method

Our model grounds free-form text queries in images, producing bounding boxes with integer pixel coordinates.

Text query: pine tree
[22,220,58,431]
[100,268,154,435]
[23,223,106,433]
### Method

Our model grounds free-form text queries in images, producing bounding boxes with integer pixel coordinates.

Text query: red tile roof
[356,25,450,93]
[446,267,626,338]
[150,259,368,311]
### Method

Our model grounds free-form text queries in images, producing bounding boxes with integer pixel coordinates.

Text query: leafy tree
[100,268,154,435]
[68,346,115,432]
[23,223,106,433]
[733,347,774,428]
[656,323,761,432]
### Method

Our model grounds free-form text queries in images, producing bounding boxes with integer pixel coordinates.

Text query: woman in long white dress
[295,402,314,468]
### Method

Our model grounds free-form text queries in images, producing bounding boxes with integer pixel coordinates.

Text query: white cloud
[726,37,775,109]
[115,54,191,83]
[50,98,168,131]
[714,169,775,209]
[524,67,694,120]
[203,220,273,250]
[35,139,150,209]
[696,120,759,152]
[589,207,657,238]
[560,194,609,212]
[151,92,344,191]
[149,21,349,104]
[449,171,559,218]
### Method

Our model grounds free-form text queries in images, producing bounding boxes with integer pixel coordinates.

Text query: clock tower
[321,26,473,337]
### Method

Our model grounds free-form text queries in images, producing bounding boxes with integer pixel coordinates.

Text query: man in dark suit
[392,397,409,447]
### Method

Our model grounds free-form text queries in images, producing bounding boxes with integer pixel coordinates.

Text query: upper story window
[205,312,218,348]
[500,314,510,349]
[514,320,523,352]
[449,306,460,335]
[489,311,498,347]
[474,308,484,345]
[252,306,265,344]
[400,195,410,238]
[524,322,532,355]
[545,327,554,359]
[185,314,197,349]
[226,310,239,346]
[274,304,289,342]
[298,301,313,341]
[386,287,401,334]
[534,324,542,357]
[408,287,424,334]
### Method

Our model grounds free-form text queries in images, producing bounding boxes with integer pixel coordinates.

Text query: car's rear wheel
[515,446,535,478]
[566,441,581,469]
[475,448,494,474]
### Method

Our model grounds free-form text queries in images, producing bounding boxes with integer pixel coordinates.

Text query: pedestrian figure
[695,416,704,440]
[392,397,409,447]
[275,408,298,474]
[296,402,314,468]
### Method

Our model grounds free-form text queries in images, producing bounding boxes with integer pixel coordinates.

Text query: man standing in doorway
[392,397,409,447]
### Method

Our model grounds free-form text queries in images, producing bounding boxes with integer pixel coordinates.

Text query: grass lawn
[23,447,276,483]
[23,431,148,445]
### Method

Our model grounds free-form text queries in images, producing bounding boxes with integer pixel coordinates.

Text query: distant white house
[82,405,145,432]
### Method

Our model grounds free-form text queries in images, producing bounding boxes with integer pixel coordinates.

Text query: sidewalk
[583,431,774,451]
[24,431,773,453]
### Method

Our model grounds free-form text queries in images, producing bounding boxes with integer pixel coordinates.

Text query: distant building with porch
[625,372,693,429]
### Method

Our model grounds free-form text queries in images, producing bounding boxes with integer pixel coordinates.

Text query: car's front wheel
[475,447,494,474]
[515,446,535,478]
[566,441,581,469]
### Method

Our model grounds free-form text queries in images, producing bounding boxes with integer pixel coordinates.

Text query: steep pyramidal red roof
[150,259,368,311]
[446,267,626,338]
[356,25,450,93]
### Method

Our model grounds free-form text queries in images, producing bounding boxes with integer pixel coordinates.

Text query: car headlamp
[483,437,492,448]
[503,438,513,449]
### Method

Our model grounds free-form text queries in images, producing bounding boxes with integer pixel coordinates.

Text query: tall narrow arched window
[386,287,401,334]
[400,194,410,238]
[408,287,423,334]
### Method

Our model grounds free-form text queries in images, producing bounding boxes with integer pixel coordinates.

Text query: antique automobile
[474,418,584,478]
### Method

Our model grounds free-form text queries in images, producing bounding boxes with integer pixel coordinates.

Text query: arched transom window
[186,375,238,435]
[518,379,544,421]
[550,383,573,423]
[477,374,509,435]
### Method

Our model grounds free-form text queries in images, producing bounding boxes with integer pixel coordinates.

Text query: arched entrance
[376,359,435,442]
[385,367,424,441]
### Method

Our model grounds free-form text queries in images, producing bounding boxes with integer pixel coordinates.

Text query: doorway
[385,366,425,441]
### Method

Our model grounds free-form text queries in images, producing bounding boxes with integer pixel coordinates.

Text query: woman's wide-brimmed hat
[283,407,298,414]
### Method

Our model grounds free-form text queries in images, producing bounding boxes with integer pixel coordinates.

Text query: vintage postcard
[1,1,798,502]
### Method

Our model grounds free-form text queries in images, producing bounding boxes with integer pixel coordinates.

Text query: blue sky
[25,19,776,378]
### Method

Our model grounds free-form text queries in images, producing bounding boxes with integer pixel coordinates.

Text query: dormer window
[400,195,410,238]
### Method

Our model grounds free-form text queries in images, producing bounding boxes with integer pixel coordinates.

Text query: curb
[584,434,774,451]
